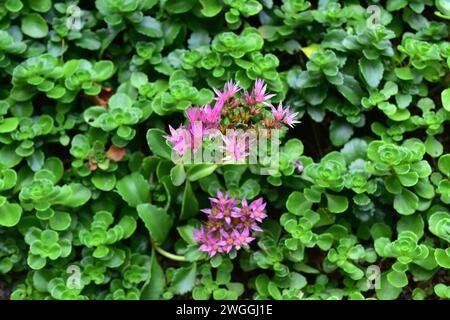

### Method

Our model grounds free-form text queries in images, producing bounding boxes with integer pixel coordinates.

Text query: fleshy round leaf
[438,154,450,176]
[325,193,349,213]
[394,188,419,215]
[21,13,49,39]
[0,202,22,227]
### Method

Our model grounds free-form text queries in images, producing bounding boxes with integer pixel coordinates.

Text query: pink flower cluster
[270,102,300,128]
[192,190,267,257]
[163,79,299,160]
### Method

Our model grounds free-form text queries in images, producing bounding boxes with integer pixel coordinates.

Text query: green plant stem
[152,241,186,262]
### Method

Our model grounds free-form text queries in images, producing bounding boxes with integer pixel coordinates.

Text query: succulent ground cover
[0,0,449,300]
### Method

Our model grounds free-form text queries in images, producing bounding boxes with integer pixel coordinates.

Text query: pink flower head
[283,107,300,128]
[249,197,267,222]
[192,225,206,242]
[185,104,203,123]
[185,102,222,143]
[270,102,286,122]
[201,102,222,129]
[248,221,263,232]
[200,207,213,216]
[252,78,276,105]
[218,229,235,253]
[203,190,239,225]
[199,234,221,257]
[243,89,256,106]
[215,208,233,225]
[209,190,237,210]
[232,228,255,250]
[238,218,263,233]
[193,190,267,257]
[231,198,250,219]
[234,197,266,232]
[213,80,241,105]
[163,125,190,156]
[270,102,299,128]
[222,131,250,162]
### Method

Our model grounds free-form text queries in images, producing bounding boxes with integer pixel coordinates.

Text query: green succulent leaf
[171,263,197,295]
[187,164,218,181]
[441,88,450,111]
[116,173,150,207]
[0,202,22,227]
[180,181,199,220]
[359,58,384,88]
[137,204,172,244]
[394,188,419,215]
[438,154,450,176]
[21,13,48,39]
[325,193,349,213]
[387,270,408,288]
[147,129,172,160]
[141,250,166,299]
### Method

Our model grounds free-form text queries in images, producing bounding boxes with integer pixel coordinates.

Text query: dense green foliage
[0,0,449,300]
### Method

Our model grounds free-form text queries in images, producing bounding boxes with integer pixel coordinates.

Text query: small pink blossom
[252,78,276,105]
[231,198,250,219]
[213,80,241,105]
[218,230,235,253]
[192,225,206,242]
[283,107,300,128]
[249,197,267,222]
[243,89,256,106]
[185,103,222,141]
[215,207,234,225]
[199,235,221,257]
[209,190,237,209]
[236,216,263,233]
[188,120,204,152]
[270,102,286,122]
[163,125,190,156]
[185,105,203,123]
[88,160,97,171]
[234,198,265,232]
[270,102,299,127]
[201,102,222,129]
[245,220,263,232]
[232,228,255,250]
